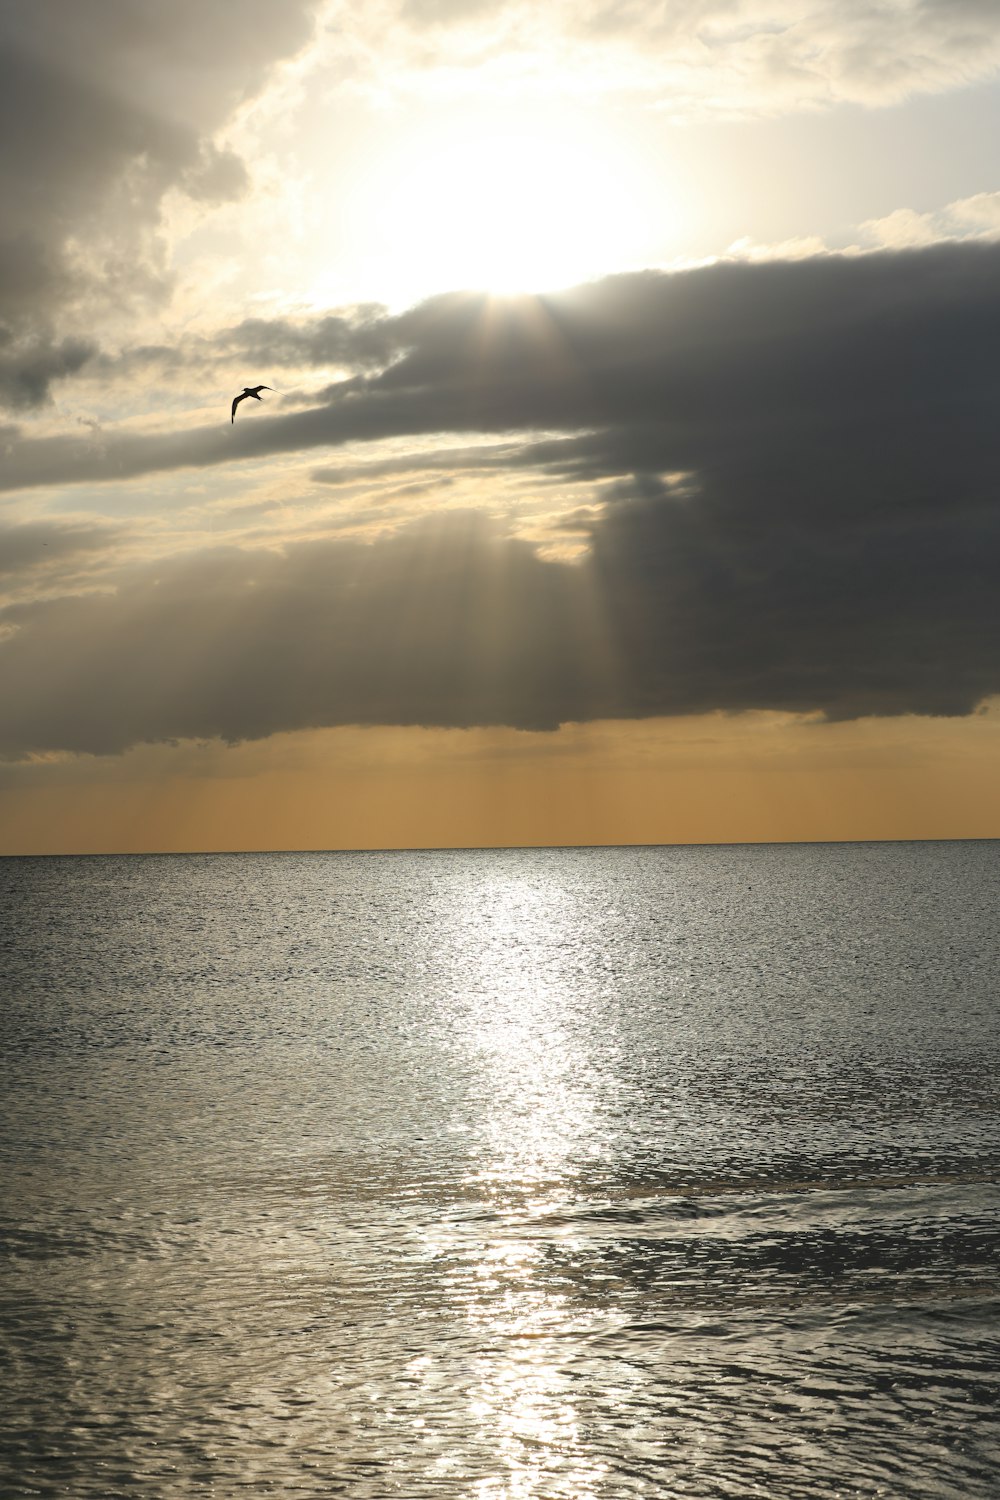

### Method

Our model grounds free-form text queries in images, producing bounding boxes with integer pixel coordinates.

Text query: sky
[2,0,1000,853]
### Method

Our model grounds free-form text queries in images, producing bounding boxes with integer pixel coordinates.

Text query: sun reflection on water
[455,868,617,1196]
[428,865,621,1497]
[461,1255,612,1500]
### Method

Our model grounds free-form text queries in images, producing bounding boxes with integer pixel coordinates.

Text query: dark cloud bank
[3,241,1000,755]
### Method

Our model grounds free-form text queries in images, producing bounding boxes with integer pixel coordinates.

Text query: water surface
[2,842,999,1497]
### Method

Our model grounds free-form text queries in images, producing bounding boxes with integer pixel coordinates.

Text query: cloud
[0,513,604,755]
[3,238,1000,754]
[3,238,1000,493]
[0,334,97,412]
[0,519,119,580]
[2,0,996,417]
[90,304,396,387]
[0,1,320,408]
[340,0,1000,114]
[861,191,1000,249]
[1,421,998,757]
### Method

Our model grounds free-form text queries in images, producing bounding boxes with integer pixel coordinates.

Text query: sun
[351,112,653,305]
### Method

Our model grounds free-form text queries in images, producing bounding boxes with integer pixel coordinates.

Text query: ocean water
[1,841,998,1499]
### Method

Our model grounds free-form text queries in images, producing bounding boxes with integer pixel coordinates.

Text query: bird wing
[231,392,246,422]
[254,385,273,394]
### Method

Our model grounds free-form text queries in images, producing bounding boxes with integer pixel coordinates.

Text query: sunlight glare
[356,117,653,303]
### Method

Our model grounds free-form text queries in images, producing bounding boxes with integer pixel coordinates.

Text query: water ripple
[2,843,999,1496]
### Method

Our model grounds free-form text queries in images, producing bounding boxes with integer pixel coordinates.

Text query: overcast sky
[2,0,1000,851]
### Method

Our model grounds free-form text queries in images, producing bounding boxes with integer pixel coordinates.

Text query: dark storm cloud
[3,240,1000,751]
[0,451,997,758]
[0,0,319,408]
[5,239,1000,490]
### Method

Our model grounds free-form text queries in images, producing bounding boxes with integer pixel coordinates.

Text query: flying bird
[231,385,273,423]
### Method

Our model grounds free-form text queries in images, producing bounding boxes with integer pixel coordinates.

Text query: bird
[231,385,273,423]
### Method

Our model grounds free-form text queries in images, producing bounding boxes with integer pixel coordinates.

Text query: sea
[1,841,998,1499]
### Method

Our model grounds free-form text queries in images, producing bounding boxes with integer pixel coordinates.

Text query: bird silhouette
[231,385,273,422]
